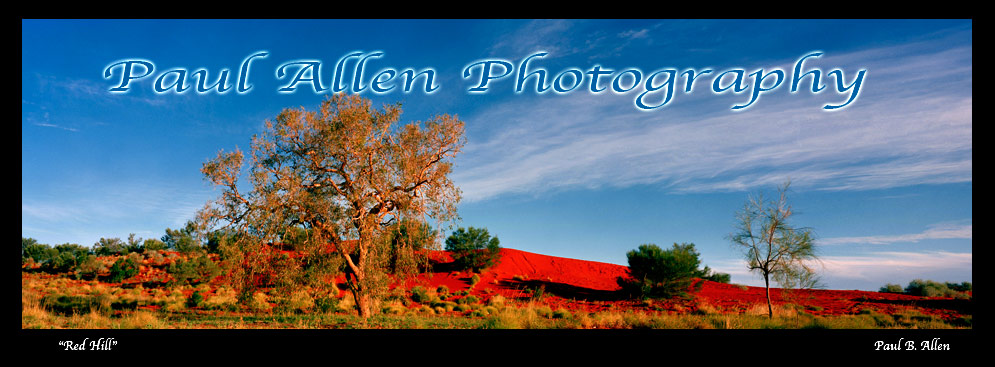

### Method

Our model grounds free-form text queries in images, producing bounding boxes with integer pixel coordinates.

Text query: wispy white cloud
[711,250,972,290]
[817,251,972,283]
[618,29,649,40]
[454,28,972,202]
[33,73,168,107]
[21,180,215,245]
[821,223,972,246]
[31,122,79,132]
[488,20,577,57]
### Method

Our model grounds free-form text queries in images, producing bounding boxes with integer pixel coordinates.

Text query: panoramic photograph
[21,19,972,354]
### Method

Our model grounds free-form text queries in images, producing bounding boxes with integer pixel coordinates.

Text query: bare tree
[199,94,465,317]
[729,182,819,318]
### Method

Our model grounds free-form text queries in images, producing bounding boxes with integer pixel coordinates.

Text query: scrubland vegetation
[22,240,971,330]
[20,97,970,330]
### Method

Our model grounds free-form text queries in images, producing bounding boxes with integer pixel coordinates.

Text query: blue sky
[22,19,972,291]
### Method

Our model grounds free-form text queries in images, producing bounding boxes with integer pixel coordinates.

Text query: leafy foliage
[167,254,222,286]
[162,221,204,253]
[701,269,732,284]
[198,94,465,317]
[125,233,145,253]
[445,227,501,272]
[187,290,205,308]
[905,279,972,298]
[142,238,168,251]
[109,253,141,282]
[22,237,57,266]
[879,283,904,293]
[383,219,438,276]
[620,243,708,299]
[729,182,820,318]
[410,286,434,304]
[74,255,105,280]
[93,237,127,256]
[50,243,91,272]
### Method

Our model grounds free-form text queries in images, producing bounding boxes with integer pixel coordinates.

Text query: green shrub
[552,308,572,319]
[162,221,203,253]
[879,283,904,293]
[470,274,481,287]
[50,244,91,273]
[313,295,339,313]
[946,281,972,292]
[142,238,168,252]
[43,294,112,316]
[411,286,435,304]
[703,271,731,284]
[167,254,222,286]
[74,255,105,280]
[619,243,707,300]
[445,227,502,272]
[109,254,141,283]
[905,279,958,297]
[437,285,450,298]
[187,290,204,308]
[535,306,553,318]
[457,295,479,305]
[23,238,57,266]
[93,237,127,256]
[529,284,546,302]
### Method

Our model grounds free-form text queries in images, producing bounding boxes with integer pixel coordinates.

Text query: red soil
[25,247,970,321]
[398,248,971,320]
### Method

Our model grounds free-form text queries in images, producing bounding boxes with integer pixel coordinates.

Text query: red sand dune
[31,247,968,320]
[397,248,971,319]
[487,248,629,291]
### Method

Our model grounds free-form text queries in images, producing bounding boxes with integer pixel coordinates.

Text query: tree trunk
[764,274,773,319]
[355,290,372,318]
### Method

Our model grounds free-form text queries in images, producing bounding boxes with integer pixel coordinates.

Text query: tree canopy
[620,242,716,299]
[199,94,465,317]
[445,226,501,272]
[729,182,820,318]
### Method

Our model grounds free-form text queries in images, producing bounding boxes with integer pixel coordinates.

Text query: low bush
[528,284,547,302]
[879,283,904,293]
[411,286,437,304]
[74,255,106,280]
[187,290,204,308]
[445,227,502,272]
[167,254,221,286]
[203,287,239,311]
[905,279,961,298]
[109,254,141,283]
[43,294,113,316]
[249,291,273,312]
[619,243,710,300]
[278,290,315,314]
[535,305,553,318]
[382,300,407,315]
[457,295,479,305]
